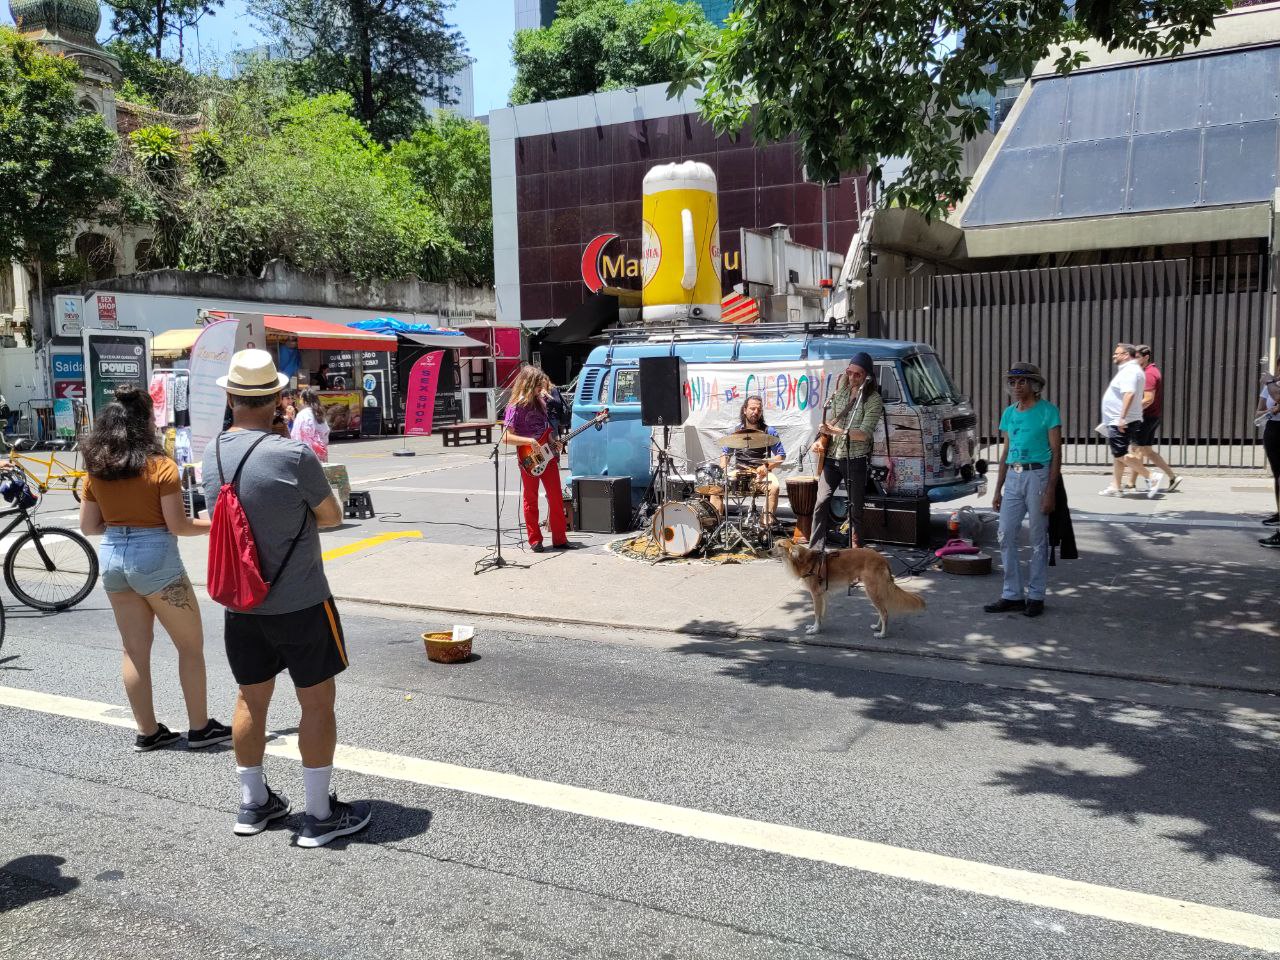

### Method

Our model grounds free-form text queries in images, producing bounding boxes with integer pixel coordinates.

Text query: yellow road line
[2,684,1278,952]
[322,530,422,561]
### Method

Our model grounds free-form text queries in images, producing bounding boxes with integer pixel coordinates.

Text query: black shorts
[1107,425,1135,458]
[1130,415,1161,446]
[225,597,349,688]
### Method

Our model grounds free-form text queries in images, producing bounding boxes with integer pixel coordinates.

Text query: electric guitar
[517,409,609,477]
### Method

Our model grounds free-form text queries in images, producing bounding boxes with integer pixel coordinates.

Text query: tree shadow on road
[0,854,80,913]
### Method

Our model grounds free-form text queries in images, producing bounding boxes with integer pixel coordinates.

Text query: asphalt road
[2,591,1277,959]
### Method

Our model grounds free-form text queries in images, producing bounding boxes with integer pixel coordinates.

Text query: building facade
[488,83,866,331]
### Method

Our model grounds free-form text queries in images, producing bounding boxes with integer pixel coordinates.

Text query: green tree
[0,29,118,269]
[648,0,1226,218]
[249,0,467,141]
[511,0,718,105]
[391,113,492,284]
[180,93,460,280]
[107,39,202,113]
[104,0,225,60]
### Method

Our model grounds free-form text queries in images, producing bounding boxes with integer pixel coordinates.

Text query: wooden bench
[439,421,496,447]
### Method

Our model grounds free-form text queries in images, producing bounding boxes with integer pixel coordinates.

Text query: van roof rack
[597,320,861,343]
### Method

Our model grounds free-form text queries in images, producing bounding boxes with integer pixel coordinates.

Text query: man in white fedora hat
[202,348,372,847]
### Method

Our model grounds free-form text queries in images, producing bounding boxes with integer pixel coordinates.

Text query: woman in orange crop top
[79,386,231,753]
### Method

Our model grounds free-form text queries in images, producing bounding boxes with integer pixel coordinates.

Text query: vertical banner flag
[187,319,239,468]
[403,351,445,436]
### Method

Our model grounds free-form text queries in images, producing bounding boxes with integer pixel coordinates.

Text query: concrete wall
[36,260,497,341]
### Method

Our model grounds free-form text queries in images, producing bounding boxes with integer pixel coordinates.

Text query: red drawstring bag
[207,432,306,611]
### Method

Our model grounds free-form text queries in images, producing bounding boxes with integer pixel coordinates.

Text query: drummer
[710,396,785,527]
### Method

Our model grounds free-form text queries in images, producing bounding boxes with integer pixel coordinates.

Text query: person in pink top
[501,366,579,553]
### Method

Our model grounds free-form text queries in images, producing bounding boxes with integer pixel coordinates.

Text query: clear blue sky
[2,0,518,116]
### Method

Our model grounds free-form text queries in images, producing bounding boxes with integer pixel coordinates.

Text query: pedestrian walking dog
[775,539,926,638]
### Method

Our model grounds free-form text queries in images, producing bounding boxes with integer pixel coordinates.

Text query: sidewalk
[167,470,1280,696]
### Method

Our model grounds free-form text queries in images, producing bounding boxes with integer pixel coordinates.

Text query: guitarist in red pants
[502,366,579,553]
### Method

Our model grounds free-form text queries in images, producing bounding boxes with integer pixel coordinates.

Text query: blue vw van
[568,328,987,508]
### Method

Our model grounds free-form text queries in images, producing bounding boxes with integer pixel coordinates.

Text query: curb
[333,592,1280,699]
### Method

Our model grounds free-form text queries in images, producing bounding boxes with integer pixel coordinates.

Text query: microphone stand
[474,439,507,574]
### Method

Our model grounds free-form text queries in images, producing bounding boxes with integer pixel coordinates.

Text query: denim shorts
[99,527,186,596]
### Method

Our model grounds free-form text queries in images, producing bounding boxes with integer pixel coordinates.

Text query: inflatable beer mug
[641,161,721,323]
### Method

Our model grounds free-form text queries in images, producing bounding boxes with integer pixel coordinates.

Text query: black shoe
[552,541,582,550]
[1260,532,1280,548]
[530,543,545,553]
[1024,599,1045,618]
[984,598,1026,613]
[134,723,182,752]
[1263,513,1280,526]
[187,718,232,749]
[296,794,372,848]
[235,788,291,836]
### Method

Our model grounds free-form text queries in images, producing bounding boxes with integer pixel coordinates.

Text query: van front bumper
[926,476,987,502]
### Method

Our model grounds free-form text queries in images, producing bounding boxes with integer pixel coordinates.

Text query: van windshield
[903,353,961,405]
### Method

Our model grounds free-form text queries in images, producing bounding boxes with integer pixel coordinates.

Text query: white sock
[237,765,268,807]
[303,765,334,820]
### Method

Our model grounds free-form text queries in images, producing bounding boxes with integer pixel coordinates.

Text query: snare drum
[651,499,718,556]
[728,470,767,497]
[786,476,819,542]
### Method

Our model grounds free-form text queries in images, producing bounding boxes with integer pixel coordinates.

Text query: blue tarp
[347,318,466,337]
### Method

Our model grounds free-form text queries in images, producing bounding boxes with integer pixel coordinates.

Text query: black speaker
[639,356,689,427]
[573,476,632,533]
[862,495,931,547]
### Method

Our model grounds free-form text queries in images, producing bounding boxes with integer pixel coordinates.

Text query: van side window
[613,368,641,404]
[876,363,903,404]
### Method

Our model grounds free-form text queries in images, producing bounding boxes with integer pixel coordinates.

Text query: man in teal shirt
[985,362,1063,618]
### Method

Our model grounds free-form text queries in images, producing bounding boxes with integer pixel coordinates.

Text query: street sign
[53,381,85,399]
[57,296,84,337]
[97,294,118,328]
[51,352,85,382]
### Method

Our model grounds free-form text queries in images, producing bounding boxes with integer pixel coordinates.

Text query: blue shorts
[99,527,186,596]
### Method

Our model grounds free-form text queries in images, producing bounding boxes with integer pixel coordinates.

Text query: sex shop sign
[403,350,445,436]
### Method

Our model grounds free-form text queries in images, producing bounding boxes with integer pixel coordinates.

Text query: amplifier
[862,495,931,547]
[573,476,632,533]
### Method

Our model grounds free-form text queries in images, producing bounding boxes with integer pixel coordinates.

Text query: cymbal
[694,484,722,496]
[718,429,769,450]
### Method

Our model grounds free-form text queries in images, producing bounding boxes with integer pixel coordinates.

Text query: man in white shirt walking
[1100,343,1161,498]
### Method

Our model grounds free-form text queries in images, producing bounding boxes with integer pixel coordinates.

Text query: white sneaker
[1146,473,1163,498]
[1099,486,1123,497]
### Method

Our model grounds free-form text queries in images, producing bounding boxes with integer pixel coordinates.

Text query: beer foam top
[642,161,717,195]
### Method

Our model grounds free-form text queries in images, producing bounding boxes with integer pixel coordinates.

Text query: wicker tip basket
[422,631,473,663]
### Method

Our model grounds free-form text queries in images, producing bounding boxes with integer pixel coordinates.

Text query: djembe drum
[786,476,819,542]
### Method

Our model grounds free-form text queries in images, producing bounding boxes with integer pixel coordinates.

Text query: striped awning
[720,291,760,324]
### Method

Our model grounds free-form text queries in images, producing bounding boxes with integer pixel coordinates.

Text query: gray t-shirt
[202,429,333,615]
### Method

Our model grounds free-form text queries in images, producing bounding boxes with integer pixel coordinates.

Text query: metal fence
[870,255,1272,468]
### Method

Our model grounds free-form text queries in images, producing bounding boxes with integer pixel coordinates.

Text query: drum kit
[648,427,785,558]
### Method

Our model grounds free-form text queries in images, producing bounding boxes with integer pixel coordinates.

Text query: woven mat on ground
[607,533,768,565]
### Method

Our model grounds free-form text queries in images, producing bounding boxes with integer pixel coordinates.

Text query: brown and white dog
[775,539,926,638]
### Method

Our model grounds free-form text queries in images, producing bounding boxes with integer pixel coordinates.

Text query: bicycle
[3,437,87,502]
[0,468,98,611]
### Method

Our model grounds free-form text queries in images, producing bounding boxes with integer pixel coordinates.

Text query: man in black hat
[809,352,884,549]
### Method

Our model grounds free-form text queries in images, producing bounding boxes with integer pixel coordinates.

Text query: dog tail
[874,567,926,614]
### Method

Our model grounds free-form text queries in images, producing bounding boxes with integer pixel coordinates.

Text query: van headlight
[940,441,955,467]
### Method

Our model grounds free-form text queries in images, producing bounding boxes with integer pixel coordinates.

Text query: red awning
[264,315,397,352]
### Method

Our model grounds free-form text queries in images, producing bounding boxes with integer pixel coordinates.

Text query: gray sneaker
[235,788,291,836]
[296,794,372,848]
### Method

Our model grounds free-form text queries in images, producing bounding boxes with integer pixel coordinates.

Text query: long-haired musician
[709,396,785,527]
[809,352,884,549]
[501,366,578,553]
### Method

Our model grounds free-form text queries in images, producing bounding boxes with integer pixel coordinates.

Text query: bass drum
[651,499,718,556]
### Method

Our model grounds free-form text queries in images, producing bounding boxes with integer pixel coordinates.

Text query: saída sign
[579,233,739,293]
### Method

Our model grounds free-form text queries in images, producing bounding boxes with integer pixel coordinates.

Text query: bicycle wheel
[70,475,83,503]
[0,598,6,651]
[4,527,99,611]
